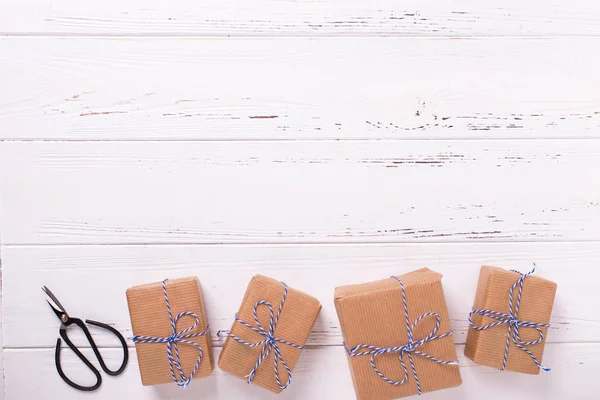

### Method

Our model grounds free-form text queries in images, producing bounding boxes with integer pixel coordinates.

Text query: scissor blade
[42,286,67,315]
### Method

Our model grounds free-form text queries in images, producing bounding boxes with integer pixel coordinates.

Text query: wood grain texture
[1,38,600,141]
[1,140,599,245]
[3,243,598,348]
[2,0,600,36]
[4,344,599,400]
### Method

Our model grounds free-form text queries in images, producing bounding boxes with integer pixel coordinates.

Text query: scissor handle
[56,328,102,391]
[85,319,129,376]
[56,318,129,391]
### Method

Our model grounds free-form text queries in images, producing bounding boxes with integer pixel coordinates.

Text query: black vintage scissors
[43,286,129,391]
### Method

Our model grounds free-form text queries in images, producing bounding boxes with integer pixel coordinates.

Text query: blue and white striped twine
[132,279,209,388]
[217,281,303,390]
[345,276,458,396]
[468,263,551,372]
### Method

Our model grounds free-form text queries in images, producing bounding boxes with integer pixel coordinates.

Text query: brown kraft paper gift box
[334,268,462,400]
[218,275,322,393]
[465,265,557,374]
[126,277,214,386]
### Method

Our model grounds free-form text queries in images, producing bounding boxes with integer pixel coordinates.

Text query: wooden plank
[1,37,600,141]
[3,243,598,348]
[2,0,600,36]
[1,140,599,245]
[3,344,597,399]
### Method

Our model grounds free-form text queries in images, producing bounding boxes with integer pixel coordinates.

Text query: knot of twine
[468,263,551,372]
[217,282,303,390]
[132,279,209,387]
[345,276,458,395]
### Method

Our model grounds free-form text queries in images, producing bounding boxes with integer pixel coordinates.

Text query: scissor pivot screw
[61,314,68,323]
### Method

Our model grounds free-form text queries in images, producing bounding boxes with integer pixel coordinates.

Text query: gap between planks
[4,33,600,38]
[3,137,600,143]
[5,340,600,351]
[4,239,600,247]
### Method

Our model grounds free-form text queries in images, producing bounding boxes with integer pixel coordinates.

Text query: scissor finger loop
[55,334,103,392]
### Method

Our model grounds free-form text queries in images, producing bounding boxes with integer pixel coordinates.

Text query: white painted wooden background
[1,1,600,399]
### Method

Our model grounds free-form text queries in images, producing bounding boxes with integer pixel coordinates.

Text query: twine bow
[132,279,209,387]
[469,263,551,372]
[217,281,303,390]
[345,276,458,395]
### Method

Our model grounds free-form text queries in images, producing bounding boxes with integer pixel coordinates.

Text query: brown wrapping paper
[126,277,214,386]
[465,265,557,374]
[218,275,322,393]
[335,268,462,400]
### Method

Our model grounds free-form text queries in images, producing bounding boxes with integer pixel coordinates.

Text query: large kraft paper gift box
[218,275,322,393]
[126,277,214,386]
[465,265,557,374]
[335,268,462,400]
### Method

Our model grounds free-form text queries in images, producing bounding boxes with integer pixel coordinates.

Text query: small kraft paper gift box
[217,275,322,393]
[465,265,557,374]
[126,277,214,386]
[335,268,462,400]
